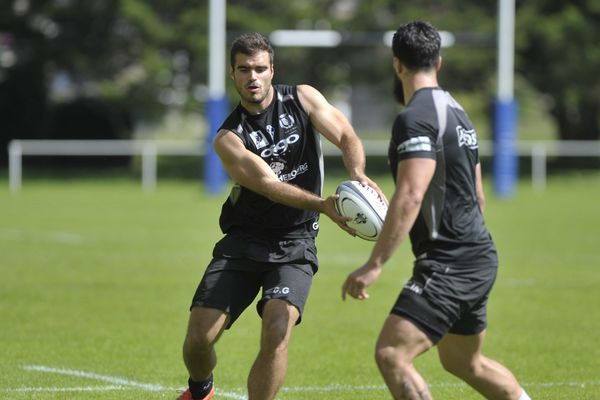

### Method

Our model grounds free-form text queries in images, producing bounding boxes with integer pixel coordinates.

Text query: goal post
[205,0,228,194]
[493,0,518,197]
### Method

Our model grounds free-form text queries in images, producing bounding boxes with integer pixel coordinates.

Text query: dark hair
[392,21,441,70]
[230,33,274,68]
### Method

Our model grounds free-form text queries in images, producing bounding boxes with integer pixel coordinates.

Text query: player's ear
[435,56,443,72]
[393,57,403,76]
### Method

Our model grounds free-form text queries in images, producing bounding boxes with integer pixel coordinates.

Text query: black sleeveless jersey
[218,84,323,239]
[388,87,497,266]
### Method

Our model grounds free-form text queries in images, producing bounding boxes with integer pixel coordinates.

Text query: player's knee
[374,346,392,370]
[184,328,214,353]
[375,345,408,372]
[440,355,482,380]
[260,312,294,352]
[262,318,290,343]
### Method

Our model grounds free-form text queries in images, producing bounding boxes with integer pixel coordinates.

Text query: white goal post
[6,139,600,193]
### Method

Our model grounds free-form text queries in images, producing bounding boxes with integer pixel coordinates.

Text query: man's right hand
[322,194,356,237]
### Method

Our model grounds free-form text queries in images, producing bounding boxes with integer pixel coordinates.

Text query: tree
[0,0,129,164]
[516,1,600,140]
[0,0,211,163]
[1,0,597,167]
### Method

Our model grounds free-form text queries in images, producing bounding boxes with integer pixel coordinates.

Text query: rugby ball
[335,181,387,241]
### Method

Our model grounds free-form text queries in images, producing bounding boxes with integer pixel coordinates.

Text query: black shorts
[391,259,498,343]
[191,256,315,329]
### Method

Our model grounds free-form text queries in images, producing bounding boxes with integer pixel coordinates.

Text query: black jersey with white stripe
[388,87,497,266]
[218,84,323,239]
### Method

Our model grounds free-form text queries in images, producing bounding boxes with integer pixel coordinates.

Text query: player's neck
[403,73,439,104]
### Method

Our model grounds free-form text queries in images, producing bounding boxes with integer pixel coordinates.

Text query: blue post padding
[205,96,229,194]
[493,99,518,197]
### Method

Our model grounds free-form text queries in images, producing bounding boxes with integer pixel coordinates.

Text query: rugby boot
[176,387,215,400]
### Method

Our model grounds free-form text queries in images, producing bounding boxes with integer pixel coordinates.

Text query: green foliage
[0,0,597,149]
[120,0,174,43]
[516,1,600,139]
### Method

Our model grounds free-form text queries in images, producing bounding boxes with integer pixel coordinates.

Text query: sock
[518,388,532,400]
[188,374,213,399]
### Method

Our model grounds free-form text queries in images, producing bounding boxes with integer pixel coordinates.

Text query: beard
[393,76,405,105]
[240,84,271,105]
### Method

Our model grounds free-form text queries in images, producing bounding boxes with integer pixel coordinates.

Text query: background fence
[7,139,600,193]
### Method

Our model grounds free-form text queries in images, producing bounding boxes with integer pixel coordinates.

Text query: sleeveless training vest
[218,84,324,239]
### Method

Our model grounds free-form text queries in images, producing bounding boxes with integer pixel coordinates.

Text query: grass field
[1,172,600,399]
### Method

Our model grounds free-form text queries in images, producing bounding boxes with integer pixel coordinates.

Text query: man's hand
[354,175,388,206]
[341,263,382,301]
[322,194,356,236]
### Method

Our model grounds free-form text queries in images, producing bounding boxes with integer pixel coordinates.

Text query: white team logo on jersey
[404,280,423,294]
[457,125,478,149]
[270,161,285,175]
[279,113,295,129]
[260,133,300,158]
[248,130,269,149]
[266,125,275,140]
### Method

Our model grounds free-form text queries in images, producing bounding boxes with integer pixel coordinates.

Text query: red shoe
[176,387,215,400]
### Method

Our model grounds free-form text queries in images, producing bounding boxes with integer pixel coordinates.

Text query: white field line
[22,365,167,391]
[280,380,600,392]
[8,386,247,400]
[9,385,129,392]
[6,380,600,397]
[9,365,600,398]
[16,365,246,399]
[0,228,85,245]
[528,380,600,388]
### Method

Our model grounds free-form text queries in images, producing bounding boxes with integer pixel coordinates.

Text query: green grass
[1,173,600,399]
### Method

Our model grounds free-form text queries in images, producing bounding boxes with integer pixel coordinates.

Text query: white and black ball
[335,181,387,241]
